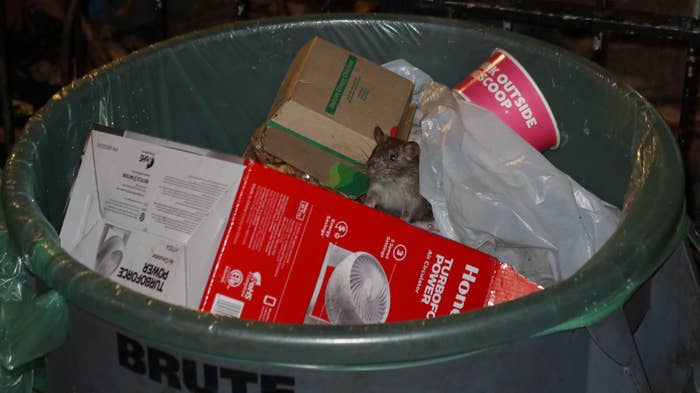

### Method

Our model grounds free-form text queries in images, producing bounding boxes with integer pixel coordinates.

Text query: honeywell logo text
[421,253,479,318]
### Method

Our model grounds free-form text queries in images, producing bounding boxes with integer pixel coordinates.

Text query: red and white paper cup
[454,48,560,151]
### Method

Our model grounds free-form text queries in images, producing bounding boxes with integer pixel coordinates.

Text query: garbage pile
[58,36,620,325]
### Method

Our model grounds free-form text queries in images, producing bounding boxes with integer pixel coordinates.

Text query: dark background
[3,0,698,221]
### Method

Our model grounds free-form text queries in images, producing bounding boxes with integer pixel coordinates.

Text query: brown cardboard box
[261,36,415,195]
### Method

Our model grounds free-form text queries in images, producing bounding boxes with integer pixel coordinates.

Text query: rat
[364,126,433,223]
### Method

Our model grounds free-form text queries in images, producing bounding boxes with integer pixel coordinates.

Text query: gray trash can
[2,14,697,393]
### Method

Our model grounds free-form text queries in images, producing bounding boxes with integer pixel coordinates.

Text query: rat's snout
[366,157,381,175]
[367,161,378,175]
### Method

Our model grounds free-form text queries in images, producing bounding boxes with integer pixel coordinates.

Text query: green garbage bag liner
[0,170,67,393]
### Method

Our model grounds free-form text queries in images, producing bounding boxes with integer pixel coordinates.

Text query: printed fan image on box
[305,244,390,325]
[94,224,131,276]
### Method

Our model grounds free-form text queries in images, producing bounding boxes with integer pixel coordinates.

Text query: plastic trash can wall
[0,167,68,393]
[1,14,689,392]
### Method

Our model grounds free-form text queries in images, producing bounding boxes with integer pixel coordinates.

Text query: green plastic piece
[325,162,369,197]
[0,15,688,371]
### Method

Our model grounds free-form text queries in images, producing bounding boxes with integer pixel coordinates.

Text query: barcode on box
[211,294,244,318]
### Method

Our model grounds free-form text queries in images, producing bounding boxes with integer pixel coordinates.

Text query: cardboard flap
[287,37,414,140]
[266,38,317,119]
[271,100,374,165]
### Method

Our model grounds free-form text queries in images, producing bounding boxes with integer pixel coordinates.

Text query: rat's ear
[374,126,387,144]
[402,141,420,161]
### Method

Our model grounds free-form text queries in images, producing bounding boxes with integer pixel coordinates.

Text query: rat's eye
[390,154,397,161]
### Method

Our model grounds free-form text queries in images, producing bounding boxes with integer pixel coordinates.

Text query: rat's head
[366,126,420,180]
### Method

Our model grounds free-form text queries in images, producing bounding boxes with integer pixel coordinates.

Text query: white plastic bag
[384,60,620,286]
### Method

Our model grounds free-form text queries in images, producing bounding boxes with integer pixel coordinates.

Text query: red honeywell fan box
[199,162,542,324]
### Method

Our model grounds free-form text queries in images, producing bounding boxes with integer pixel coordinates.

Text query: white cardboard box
[59,126,245,308]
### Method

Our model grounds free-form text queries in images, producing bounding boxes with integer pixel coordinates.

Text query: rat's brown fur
[364,127,433,222]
